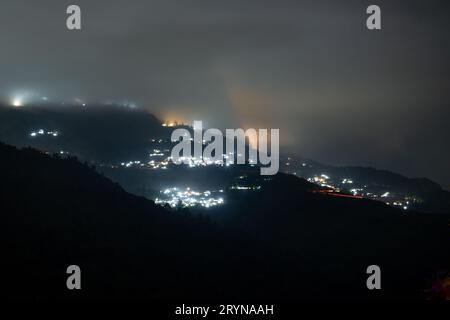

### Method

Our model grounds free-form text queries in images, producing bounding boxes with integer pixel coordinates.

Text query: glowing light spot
[12,98,23,107]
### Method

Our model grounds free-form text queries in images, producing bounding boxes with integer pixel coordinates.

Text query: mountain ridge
[1,141,449,300]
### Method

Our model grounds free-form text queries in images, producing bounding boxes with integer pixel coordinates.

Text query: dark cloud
[0,0,449,186]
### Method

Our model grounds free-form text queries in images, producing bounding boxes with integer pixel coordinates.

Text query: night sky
[0,0,449,186]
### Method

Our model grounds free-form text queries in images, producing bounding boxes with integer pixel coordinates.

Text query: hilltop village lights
[155,187,225,208]
[171,121,280,175]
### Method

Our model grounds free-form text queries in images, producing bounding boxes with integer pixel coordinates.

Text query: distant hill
[1,142,449,300]
[280,155,450,213]
[1,104,448,213]
[0,104,166,163]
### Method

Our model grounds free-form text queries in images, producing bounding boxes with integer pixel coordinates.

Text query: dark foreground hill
[0,142,449,300]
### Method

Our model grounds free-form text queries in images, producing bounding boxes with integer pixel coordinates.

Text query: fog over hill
[1,104,448,213]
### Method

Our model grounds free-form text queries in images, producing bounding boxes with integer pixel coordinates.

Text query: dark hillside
[1,142,449,300]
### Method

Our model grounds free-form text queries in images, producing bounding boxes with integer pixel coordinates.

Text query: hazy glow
[12,98,23,107]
